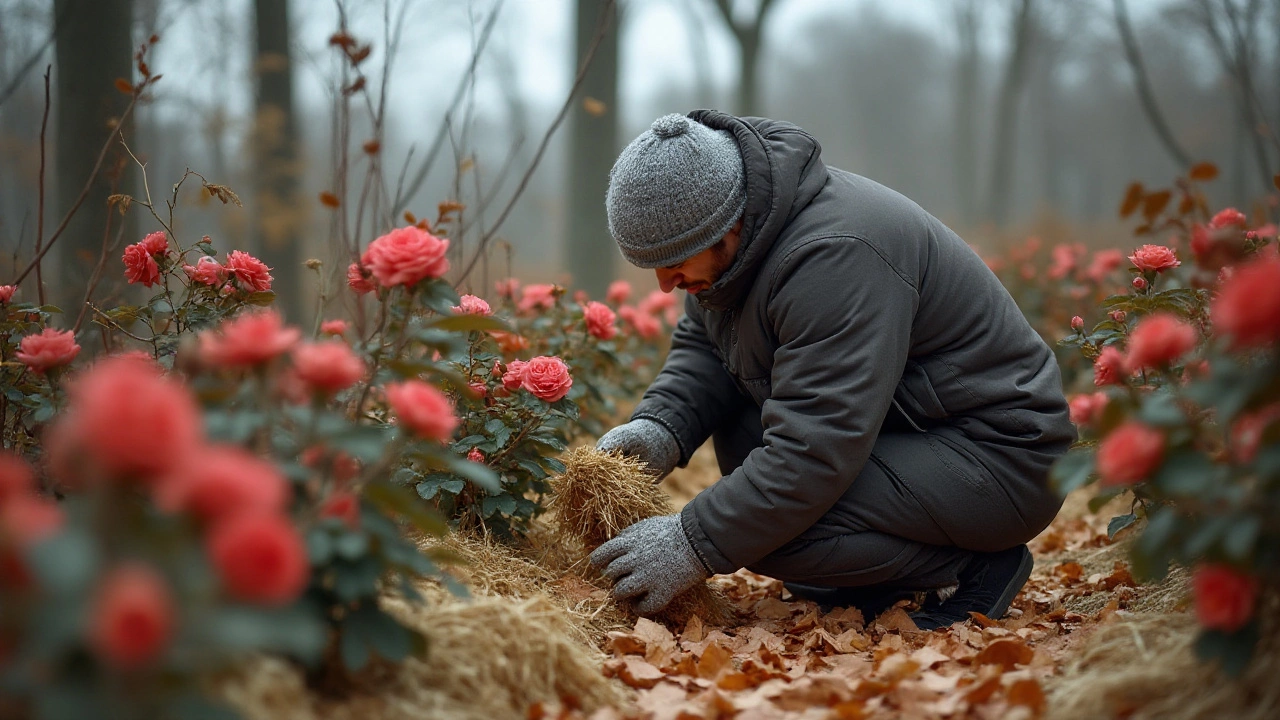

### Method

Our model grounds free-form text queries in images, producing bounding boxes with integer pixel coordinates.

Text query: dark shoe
[783,581,917,618]
[909,544,1034,630]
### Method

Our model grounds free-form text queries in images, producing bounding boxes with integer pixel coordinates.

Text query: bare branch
[1113,0,1192,168]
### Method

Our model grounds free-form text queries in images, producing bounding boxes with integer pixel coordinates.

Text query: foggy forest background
[1,0,1277,322]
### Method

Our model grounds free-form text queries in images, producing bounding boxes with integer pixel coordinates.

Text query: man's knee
[711,400,764,476]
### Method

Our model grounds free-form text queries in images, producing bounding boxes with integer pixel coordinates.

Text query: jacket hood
[687,111,829,311]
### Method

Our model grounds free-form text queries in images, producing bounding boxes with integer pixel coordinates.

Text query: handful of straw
[548,446,738,626]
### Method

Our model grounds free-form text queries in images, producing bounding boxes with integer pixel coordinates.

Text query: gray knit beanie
[605,113,746,269]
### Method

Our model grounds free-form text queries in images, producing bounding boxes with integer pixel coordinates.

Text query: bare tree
[952,0,982,224]
[252,0,304,319]
[1113,0,1193,169]
[566,0,619,297]
[53,0,135,308]
[709,0,780,116]
[985,0,1038,226]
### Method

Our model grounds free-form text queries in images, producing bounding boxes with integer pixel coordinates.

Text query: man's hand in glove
[595,418,680,481]
[588,514,709,615]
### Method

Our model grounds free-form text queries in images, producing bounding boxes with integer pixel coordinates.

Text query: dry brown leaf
[772,675,853,710]
[973,638,1034,671]
[1054,561,1084,582]
[824,605,866,630]
[834,628,871,653]
[877,653,921,684]
[830,699,868,719]
[964,668,1004,704]
[696,642,733,679]
[908,646,951,670]
[875,607,919,633]
[918,669,963,693]
[752,597,795,619]
[968,611,1000,628]
[1099,562,1136,590]
[604,631,645,657]
[817,654,871,680]
[635,681,703,720]
[608,656,665,689]
[1006,677,1047,714]
[681,614,705,644]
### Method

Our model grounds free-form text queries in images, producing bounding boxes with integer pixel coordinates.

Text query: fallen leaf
[968,611,1000,628]
[1006,677,1047,714]
[697,641,733,679]
[830,699,868,719]
[877,653,921,684]
[875,607,919,633]
[824,605,866,630]
[1100,562,1136,590]
[918,669,962,693]
[788,607,820,633]
[1053,562,1084,582]
[963,667,1004,704]
[834,628,871,653]
[909,645,951,669]
[752,597,795,619]
[605,631,646,657]
[772,675,854,710]
[973,638,1035,671]
[817,654,872,679]
[681,614,705,644]
[612,656,665,689]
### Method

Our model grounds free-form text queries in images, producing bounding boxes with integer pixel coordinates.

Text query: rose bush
[1051,162,1280,674]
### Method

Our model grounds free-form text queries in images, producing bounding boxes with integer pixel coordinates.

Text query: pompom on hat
[605,113,747,269]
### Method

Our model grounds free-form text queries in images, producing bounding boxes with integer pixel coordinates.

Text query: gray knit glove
[595,418,680,481]
[590,514,710,614]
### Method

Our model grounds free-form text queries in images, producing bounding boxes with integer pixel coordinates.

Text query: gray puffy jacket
[630,111,1076,575]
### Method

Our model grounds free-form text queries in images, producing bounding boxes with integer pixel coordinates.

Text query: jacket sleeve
[680,237,919,573]
[630,298,743,466]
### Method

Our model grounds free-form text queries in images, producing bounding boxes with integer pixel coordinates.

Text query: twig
[9,92,142,287]
[390,1,504,216]
[74,203,130,333]
[35,67,51,306]
[453,0,616,286]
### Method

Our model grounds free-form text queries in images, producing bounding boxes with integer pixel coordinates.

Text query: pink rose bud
[467,447,485,464]
[1110,310,1126,323]
[1133,276,1148,290]
[1071,316,1084,331]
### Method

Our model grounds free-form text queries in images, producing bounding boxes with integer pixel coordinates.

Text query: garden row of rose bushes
[0,210,676,717]
[980,164,1280,675]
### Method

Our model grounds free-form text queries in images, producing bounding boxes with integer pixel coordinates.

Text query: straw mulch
[547,446,740,627]
[1047,594,1280,720]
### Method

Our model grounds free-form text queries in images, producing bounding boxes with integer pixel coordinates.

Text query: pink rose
[606,280,632,305]
[386,381,458,441]
[1096,421,1165,487]
[1128,244,1181,273]
[502,359,528,390]
[156,445,290,526]
[347,262,377,294]
[1086,250,1125,282]
[639,289,676,315]
[225,250,273,292]
[17,328,81,373]
[518,283,558,313]
[1093,346,1128,387]
[292,341,365,394]
[320,319,349,336]
[1210,208,1247,230]
[1229,403,1280,464]
[139,231,169,256]
[0,285,18,304]
[467,447,485,464]
[1193,564,1258,633]
[364,226,450,287]
[0,453,34,507]
[319,491,360,529]
[1067,392,1109,427]
[521,355,573,403]
[1070,316,1084,331]
[1,495,64,546]
[1211,257,1280,349]
[89,563,174,669]
[584,301,617,340]
[494,278,520,299]
[122,243,161,287]
[183,256,226,287]
[452,294,492,316]
[200,310,301,368]
[1125,313,1198,370]
[208,513,309,606]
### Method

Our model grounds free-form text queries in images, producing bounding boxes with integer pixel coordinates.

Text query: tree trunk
[739,26,761,116]
[53,0,134,309]
[1113,0,1192,170]
[252,0,303,320]
[566,0,619,298]
[985,0,1037,226]
[952,0,981,225]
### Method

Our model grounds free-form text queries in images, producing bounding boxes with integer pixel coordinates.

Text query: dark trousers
[712,403,1051,590]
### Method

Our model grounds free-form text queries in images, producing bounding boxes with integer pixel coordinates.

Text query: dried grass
[217,590,623,720]
[546,446,739,628]
[1047,596,1280,720]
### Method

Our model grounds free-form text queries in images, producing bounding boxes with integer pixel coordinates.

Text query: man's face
[654,220,743,294]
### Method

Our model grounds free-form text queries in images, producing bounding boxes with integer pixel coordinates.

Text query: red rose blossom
[208,513,309,605]
[467,447,485,464]
[584,301,617,340]
[1193,564,1258,633]
[386,381,458,441]
[1210,208,1247,230]
[1211,257,1280,349]
[1229,403,1280,464]
[319,491,360,529]
[225,250,273,292]
[122,243,161,287]
[1093,346,1128,387]
[1068,392,1109,427]
[1086,250,1125,282]
[89,564,175,669]
[347,262,377,294]
[320,319,349,336]
[0,453,34,507]
[363,226,450,287]
[494,278,520,299]
[521,355,573,403]
[1125,313,1198,370]
[639,289,677,315]
[139,231,170,256]
[183,256,226,287]
[1,496,64,545]
[200,310,301,367]
[0,285,15,304]
[491,331,530,353]
[292,341,365,394]
[56,357,202,483]
[518,284,557,314]
[452,294,492,316]
[1096,421,1165,487]
[156,445,290,526]
[606,280,632,305]
[502,359,528,390]
[17,328,80,374]
[1129,244,1181,273]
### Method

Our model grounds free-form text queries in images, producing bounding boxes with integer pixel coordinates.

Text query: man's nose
[656,268,680,293]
